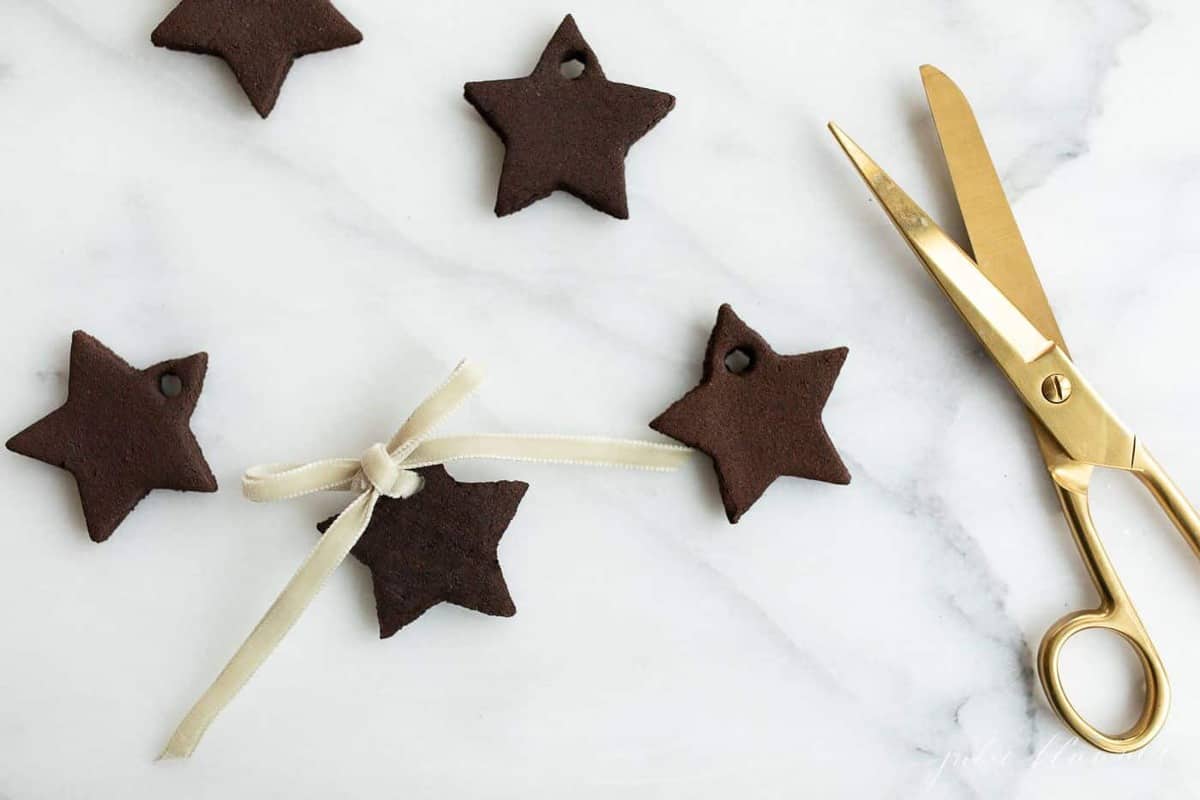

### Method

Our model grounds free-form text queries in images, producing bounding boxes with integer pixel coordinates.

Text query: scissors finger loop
[1037,606,1169,754]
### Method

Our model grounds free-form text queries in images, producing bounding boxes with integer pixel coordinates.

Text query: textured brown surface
[318,465,529,638]
[151,0,363,118]
[650,305,851,524]
[7,331,218,543]
[464,14,675,219]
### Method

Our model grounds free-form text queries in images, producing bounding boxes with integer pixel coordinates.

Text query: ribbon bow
[162,361,691,758]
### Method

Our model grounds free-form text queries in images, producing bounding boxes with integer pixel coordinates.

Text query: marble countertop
[3,0,1200,797]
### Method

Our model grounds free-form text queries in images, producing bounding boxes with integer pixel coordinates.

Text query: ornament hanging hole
[159,373,183,398]
[560,54,586,79]
[724,348,755,375]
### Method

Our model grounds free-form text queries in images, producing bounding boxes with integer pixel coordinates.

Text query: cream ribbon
[160,361,691,759]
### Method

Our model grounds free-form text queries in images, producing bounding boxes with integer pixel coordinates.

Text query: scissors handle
[1134,444,1200,561]
[1038,475,1170,753]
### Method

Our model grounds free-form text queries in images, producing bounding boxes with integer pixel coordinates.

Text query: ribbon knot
[356,443,421,499]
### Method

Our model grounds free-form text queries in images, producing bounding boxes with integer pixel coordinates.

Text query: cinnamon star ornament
[651,305,851,523]
[317,465,528,638]
[7,331,217,543]
[151,0,363,118]
[464,14,675,219]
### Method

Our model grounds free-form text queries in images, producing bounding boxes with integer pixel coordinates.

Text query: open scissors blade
[919,65,1078,469]
[828,122,1137,470]
[920,65,1068,354]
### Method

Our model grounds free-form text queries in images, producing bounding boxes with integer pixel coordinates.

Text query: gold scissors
[830,66,1200,753]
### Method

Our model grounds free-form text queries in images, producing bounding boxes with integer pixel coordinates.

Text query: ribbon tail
[159,491,379,760]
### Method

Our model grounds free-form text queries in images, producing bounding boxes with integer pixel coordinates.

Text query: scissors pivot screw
[1041,374,1073,404]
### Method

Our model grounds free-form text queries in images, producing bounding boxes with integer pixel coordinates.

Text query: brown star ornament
[151,0,363,118]
[318,465,529,638]
[464,14,675,218]
[7,331,217,543]
[651,305,851,523]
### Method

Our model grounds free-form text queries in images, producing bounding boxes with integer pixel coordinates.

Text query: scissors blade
[829,123,1137,470]
[829,123,1051,361]
[920,66,1081,471]
[921,65,1068,356]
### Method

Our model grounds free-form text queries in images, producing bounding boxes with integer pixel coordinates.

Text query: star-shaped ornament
[151,0,362,118]
[464,14,675,218]
[7,331,218,543]
[318,465,528,638]
[651,305,851,523]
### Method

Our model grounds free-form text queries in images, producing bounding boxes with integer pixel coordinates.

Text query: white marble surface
[3,0,1200,796]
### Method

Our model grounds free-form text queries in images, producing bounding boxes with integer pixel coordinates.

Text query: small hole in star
[159,373,183,398]
[560,55,586,80]
[724,347,754,375]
